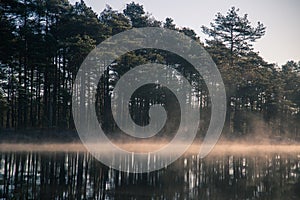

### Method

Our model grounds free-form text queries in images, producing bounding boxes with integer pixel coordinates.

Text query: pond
[0,150,299,199]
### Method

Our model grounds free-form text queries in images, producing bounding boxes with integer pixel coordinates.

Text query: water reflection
[0,152,299,199]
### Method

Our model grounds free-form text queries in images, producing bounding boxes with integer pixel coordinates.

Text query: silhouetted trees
[0,1,299,139]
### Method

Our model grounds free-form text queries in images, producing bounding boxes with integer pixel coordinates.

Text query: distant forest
[0,0,299,139]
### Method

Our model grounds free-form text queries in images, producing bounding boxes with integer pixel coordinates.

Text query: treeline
[0,0,299,139]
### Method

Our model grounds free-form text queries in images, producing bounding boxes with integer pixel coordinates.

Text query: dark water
[0,151,299,200]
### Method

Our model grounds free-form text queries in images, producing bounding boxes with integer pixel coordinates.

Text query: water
[0,151,299,199]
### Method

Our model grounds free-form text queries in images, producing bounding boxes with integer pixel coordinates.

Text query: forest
[0,0,299,141]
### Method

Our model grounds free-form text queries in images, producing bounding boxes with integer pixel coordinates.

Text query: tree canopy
[0,1,299,140]
[202,7,266,65]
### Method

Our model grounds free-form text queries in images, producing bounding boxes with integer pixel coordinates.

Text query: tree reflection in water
[0,152,299,199]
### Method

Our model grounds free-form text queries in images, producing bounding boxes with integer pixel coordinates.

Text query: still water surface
[0,151,299,199]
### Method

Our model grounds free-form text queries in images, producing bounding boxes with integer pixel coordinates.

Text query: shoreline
[0,142,300,155]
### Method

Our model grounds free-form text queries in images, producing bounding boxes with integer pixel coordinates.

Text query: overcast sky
[70,0,300,66]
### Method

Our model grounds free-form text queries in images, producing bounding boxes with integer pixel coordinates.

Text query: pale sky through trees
[70,0,300,66]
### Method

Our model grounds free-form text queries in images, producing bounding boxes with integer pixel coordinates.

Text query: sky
[69,0,300,66]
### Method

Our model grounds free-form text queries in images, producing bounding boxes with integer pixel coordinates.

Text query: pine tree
[202,7,266,66]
